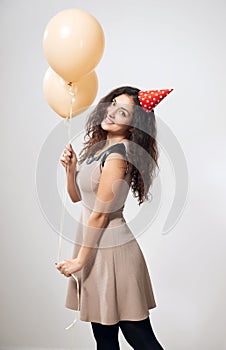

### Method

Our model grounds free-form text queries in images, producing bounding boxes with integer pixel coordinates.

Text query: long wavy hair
[78,86,159,205]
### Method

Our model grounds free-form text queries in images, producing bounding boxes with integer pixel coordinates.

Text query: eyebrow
[120,107,130,114]
[113,98,130,114]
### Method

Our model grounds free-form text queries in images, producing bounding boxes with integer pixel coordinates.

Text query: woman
[56,86,173,349]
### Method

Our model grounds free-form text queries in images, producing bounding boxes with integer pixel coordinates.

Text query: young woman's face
[101,94,134,136]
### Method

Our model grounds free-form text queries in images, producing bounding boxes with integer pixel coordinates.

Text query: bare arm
[66,168,81,203]
[60,144,81,203]
[56,152,128,276]
[56,153,127,277]
[76,152,128,265]
[76,211,109,265]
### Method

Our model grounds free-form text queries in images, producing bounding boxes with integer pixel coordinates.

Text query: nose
[107,105,117,118]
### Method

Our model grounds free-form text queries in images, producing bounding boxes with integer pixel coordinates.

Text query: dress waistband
[108,208,124,220]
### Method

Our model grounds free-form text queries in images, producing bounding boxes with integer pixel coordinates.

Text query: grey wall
[1,0,226,349]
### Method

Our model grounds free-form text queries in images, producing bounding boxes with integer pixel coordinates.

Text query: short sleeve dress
[65,141,157,325]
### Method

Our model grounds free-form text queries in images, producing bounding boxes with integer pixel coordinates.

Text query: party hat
[138,88,174,112]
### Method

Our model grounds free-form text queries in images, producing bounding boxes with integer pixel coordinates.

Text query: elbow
[70,196,81,203]
[92,211,109,220]
[89,211,109,223]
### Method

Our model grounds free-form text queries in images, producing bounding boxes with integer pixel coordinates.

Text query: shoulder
[102,143,127,162]
[100,143,128,171]
[107,143,127,157]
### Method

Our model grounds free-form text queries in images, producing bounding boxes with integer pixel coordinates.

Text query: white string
[57,179,67,263]
[57,82,80,346]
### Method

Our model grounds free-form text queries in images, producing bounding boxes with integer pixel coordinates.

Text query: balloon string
[58,83,74,262]
[57,84,80,346]
[57,180,67,262]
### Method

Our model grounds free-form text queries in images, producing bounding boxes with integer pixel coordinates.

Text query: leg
[119,316,164,350]
[91,321,120,350]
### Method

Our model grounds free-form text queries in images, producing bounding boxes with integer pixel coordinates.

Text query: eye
[119,110,126,117]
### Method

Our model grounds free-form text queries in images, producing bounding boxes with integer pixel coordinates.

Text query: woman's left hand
[56,258,83,277]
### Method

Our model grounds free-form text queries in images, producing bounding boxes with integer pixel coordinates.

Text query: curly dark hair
[78,86,159,205]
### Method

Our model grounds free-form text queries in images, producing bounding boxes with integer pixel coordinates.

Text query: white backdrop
[1,0,226,349]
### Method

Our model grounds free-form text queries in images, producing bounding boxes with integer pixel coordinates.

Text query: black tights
[91,316,164,350]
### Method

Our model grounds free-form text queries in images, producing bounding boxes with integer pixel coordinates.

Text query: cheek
[115,116,132,127]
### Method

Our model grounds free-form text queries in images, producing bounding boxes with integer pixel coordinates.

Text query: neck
[105,135,127,147]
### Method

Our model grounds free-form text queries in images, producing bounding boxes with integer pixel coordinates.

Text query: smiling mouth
[104,116,115,124]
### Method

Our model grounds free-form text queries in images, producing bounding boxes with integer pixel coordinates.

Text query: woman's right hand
[60,144,78,173]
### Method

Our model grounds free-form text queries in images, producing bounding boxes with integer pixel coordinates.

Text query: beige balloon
[43,67,98,118]
[43,8,105,83]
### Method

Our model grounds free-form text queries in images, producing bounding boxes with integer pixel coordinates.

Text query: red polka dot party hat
[138,88,174,112]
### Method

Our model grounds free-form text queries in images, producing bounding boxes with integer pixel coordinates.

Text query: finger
[64,154,71,161]
[65,145,73,155]
[60,158,67,166]
[64,269,71,277]
[59,266,65,273]
[56,260,65,268]
[66,145,74,157]
[63,157,70,164]
[56,263,62,270]
[63,150,70,157]
[61,155,70,163]
[64,151,72,160]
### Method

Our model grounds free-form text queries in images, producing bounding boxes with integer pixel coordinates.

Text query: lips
[104,116,115,124]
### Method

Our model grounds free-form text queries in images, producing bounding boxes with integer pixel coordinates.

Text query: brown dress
[65,141,157,325]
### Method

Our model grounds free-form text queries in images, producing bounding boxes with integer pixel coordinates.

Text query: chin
[101,120,114,130]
